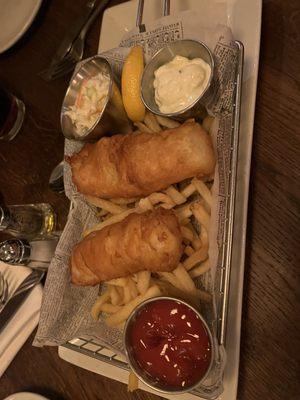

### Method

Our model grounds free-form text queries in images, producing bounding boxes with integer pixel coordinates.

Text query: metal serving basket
[60,40,244,400]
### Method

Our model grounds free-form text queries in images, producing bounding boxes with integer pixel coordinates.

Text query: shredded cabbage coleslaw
[65,73,110,135]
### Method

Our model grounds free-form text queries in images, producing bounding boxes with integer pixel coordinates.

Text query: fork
[44,0,111,81]
[136,0,170,26]
[0,270,44,313]
[0,272,8,306]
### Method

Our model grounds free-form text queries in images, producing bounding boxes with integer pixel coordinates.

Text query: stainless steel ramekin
[141,40,215,120]
[123,296,214,395]
[61,55,131,141]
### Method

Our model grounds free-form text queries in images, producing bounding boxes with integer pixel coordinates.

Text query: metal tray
[59,38,244,400]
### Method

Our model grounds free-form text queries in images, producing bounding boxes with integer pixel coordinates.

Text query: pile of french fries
[88,112,215,330]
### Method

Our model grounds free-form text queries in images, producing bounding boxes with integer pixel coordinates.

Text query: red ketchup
[128,299,212,389]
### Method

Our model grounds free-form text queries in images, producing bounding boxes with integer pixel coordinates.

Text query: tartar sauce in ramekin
[153,55,211,114]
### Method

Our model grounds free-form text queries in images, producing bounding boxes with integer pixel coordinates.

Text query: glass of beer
[0,86,25,141]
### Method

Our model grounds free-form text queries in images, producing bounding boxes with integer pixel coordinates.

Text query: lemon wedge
[121,46,145,122]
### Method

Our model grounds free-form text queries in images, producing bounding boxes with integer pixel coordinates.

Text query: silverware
[0,271,8,306]
[163,0,170,16]
[0,270,44,334]
[136,0,144,27]
[14,270,44,297]
[41,0,111,81]
[0,270,44,313]
[0,286,33,334]
[40,0,97,81]
[49,161,65,193]
[136,0,170,27]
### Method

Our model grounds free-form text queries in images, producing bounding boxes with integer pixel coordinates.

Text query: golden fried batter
[70,209,183,286]
[68,122,215,199]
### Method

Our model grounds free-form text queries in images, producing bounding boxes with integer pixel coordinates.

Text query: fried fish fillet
[68,121,215,199]
[70,208,183,286]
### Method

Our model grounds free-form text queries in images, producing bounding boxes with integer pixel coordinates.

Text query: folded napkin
[0,262,43,378]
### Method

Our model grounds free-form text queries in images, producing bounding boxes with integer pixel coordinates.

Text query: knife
[40,0,97,79]
[0,272,44,334]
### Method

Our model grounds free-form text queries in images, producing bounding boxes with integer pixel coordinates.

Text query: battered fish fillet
[70,208,183,286]
[68,122,215,199]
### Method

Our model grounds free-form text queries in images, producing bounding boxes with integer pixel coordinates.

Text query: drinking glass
[0,85,25,141]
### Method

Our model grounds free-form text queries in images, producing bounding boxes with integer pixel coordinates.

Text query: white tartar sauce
[65,73,110,135]
[153,55,211,114]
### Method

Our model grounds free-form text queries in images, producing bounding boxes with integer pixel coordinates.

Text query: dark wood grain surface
[0,1,299,399]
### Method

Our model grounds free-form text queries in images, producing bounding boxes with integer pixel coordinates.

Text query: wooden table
[0,1,299,399]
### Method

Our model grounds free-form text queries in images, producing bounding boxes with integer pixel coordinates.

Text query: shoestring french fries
[89,112,215,328]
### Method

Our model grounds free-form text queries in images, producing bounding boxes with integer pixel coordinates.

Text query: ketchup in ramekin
[124,297,213,393]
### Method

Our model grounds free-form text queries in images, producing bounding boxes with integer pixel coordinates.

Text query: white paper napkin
[0,262,43,378]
